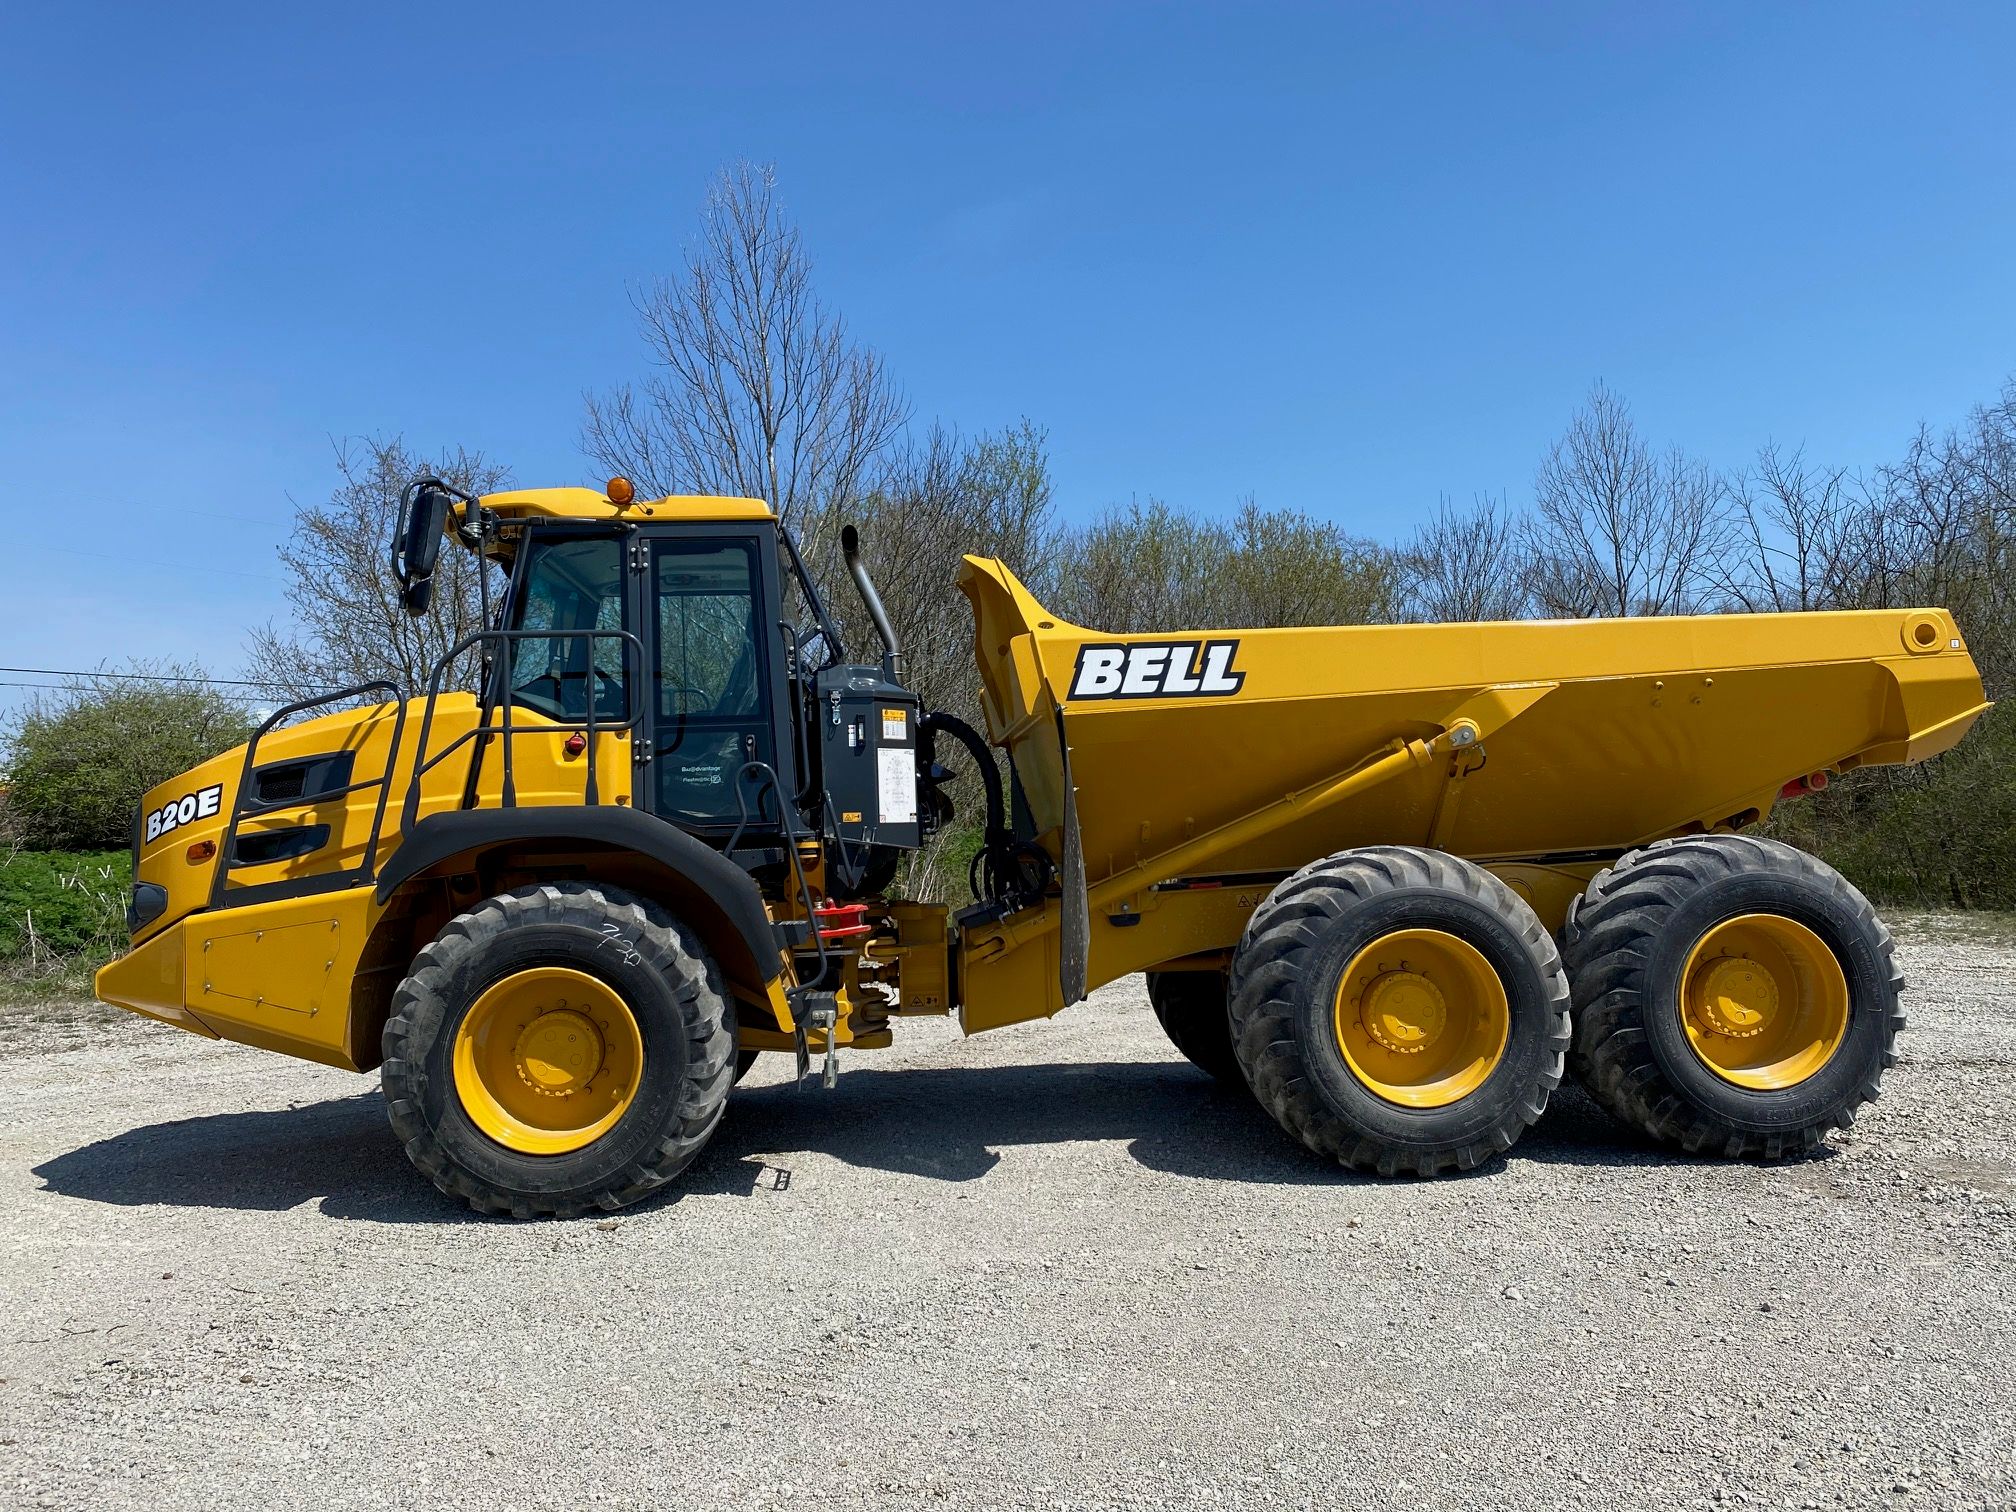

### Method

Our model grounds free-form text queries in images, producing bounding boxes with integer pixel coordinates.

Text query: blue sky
[2,3,2012,717]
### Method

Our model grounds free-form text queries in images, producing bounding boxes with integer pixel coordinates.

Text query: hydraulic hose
[920,711,1052,907]
[919,711,1005,839]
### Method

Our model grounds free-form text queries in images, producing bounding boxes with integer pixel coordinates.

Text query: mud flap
[1057,709,1089,1008]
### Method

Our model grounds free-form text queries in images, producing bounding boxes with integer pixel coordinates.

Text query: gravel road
[4,916,2013,1511]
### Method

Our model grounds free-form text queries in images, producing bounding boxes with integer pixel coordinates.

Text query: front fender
[376,807,784,983]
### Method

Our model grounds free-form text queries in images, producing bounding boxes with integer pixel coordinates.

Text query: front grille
[258,769,305,802]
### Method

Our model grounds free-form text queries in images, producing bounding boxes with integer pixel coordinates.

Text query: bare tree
[1721,443,1862,612]
[805,420,1056,716]
[802,420,1057,905]
[1399,493,1529,622]
[1525,384,1731,617]
[246,437,510,703]
[583,162,909,522]
[1049,498,1399,635]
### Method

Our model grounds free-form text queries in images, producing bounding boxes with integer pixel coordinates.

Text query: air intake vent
[230,825,331,868]
[251,752,356,807]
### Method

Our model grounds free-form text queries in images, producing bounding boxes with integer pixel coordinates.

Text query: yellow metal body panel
[864,902,952,1015]
[97,885,384,1070]
[122,693,630,949]
[1487,862,1607,935]
[92,924,216,1039]
[100,681,631,1067]
[183,887,381,1068]
[958,912,1064,1034]
[195,916,343,1018]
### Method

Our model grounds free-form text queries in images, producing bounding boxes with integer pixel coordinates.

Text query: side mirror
[393,479,455,617]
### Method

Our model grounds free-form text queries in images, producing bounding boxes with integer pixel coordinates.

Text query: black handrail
[210,682,405,907]
[400,627,646,836]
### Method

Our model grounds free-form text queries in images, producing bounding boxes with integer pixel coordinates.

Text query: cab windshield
[505,535,628,721]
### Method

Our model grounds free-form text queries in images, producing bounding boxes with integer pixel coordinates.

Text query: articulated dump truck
[97,479,1989,1214]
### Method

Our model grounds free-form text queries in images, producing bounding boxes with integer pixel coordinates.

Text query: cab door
[637,526,794,841]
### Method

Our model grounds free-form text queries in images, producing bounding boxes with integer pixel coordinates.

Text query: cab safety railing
[399,627,645,836]
[210,681,406,907]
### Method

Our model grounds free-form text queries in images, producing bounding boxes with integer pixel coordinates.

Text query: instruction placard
[877,746,917,825]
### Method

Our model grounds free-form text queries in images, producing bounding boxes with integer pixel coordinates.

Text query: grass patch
[0,847,129,1001]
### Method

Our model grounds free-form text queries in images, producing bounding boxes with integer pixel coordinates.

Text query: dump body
[950,558,1989,1028]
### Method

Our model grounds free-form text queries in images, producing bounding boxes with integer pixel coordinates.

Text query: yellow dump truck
[97,479,1990,1213]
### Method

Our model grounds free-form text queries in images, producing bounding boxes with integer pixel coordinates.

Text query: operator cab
[397,478,951,900]
[501,524,787,834]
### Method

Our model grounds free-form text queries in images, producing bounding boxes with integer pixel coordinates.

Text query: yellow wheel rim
[1333,929,1510,1108]
[452,966,643,1155]
[1679,914,1848,1090]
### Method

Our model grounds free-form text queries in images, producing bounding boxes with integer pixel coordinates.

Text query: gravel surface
[4,917,2013,1511]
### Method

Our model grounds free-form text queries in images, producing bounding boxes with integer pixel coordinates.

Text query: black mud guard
[1057,710,1089,1008]
[375,807,783,983]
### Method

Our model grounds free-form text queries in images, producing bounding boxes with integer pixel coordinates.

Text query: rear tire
[1562,835,1901,1159]
[382,882,736,1218]
[1146,970,1241,1084]
[1228,846,1570,1176]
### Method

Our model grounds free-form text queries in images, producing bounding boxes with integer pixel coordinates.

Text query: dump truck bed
[958,558,1989,889]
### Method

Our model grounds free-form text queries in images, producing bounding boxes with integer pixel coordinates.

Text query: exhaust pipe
[841,525,903,678]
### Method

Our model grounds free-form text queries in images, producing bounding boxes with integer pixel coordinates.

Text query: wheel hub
[1677,914,1852,1091]
[1360,967,1448,1054]
[452,966,644,1156]
[1688,956,1778,1040]
[1331,929,1511,1110]
[513,1009,607,1096]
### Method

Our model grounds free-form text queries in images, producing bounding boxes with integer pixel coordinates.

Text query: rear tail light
[1779,771,1832,800]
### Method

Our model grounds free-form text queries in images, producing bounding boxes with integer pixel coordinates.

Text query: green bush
[2,666,253,851]
[1767,702,2016,910]
[0,848,131,971]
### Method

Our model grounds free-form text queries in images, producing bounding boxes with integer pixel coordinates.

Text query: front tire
[382,882,736,1218]
[1562,836,1901,1159]
[1228,846,1570,1176]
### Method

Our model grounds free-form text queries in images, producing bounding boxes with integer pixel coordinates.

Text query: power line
[0,665,304,690]
[0,680,272,704]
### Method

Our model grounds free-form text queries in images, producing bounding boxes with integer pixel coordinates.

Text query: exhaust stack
[841,525,903,679]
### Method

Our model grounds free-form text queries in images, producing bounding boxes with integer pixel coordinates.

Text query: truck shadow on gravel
[701,1061,1789,1191]
[30,1059,1797,1222]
